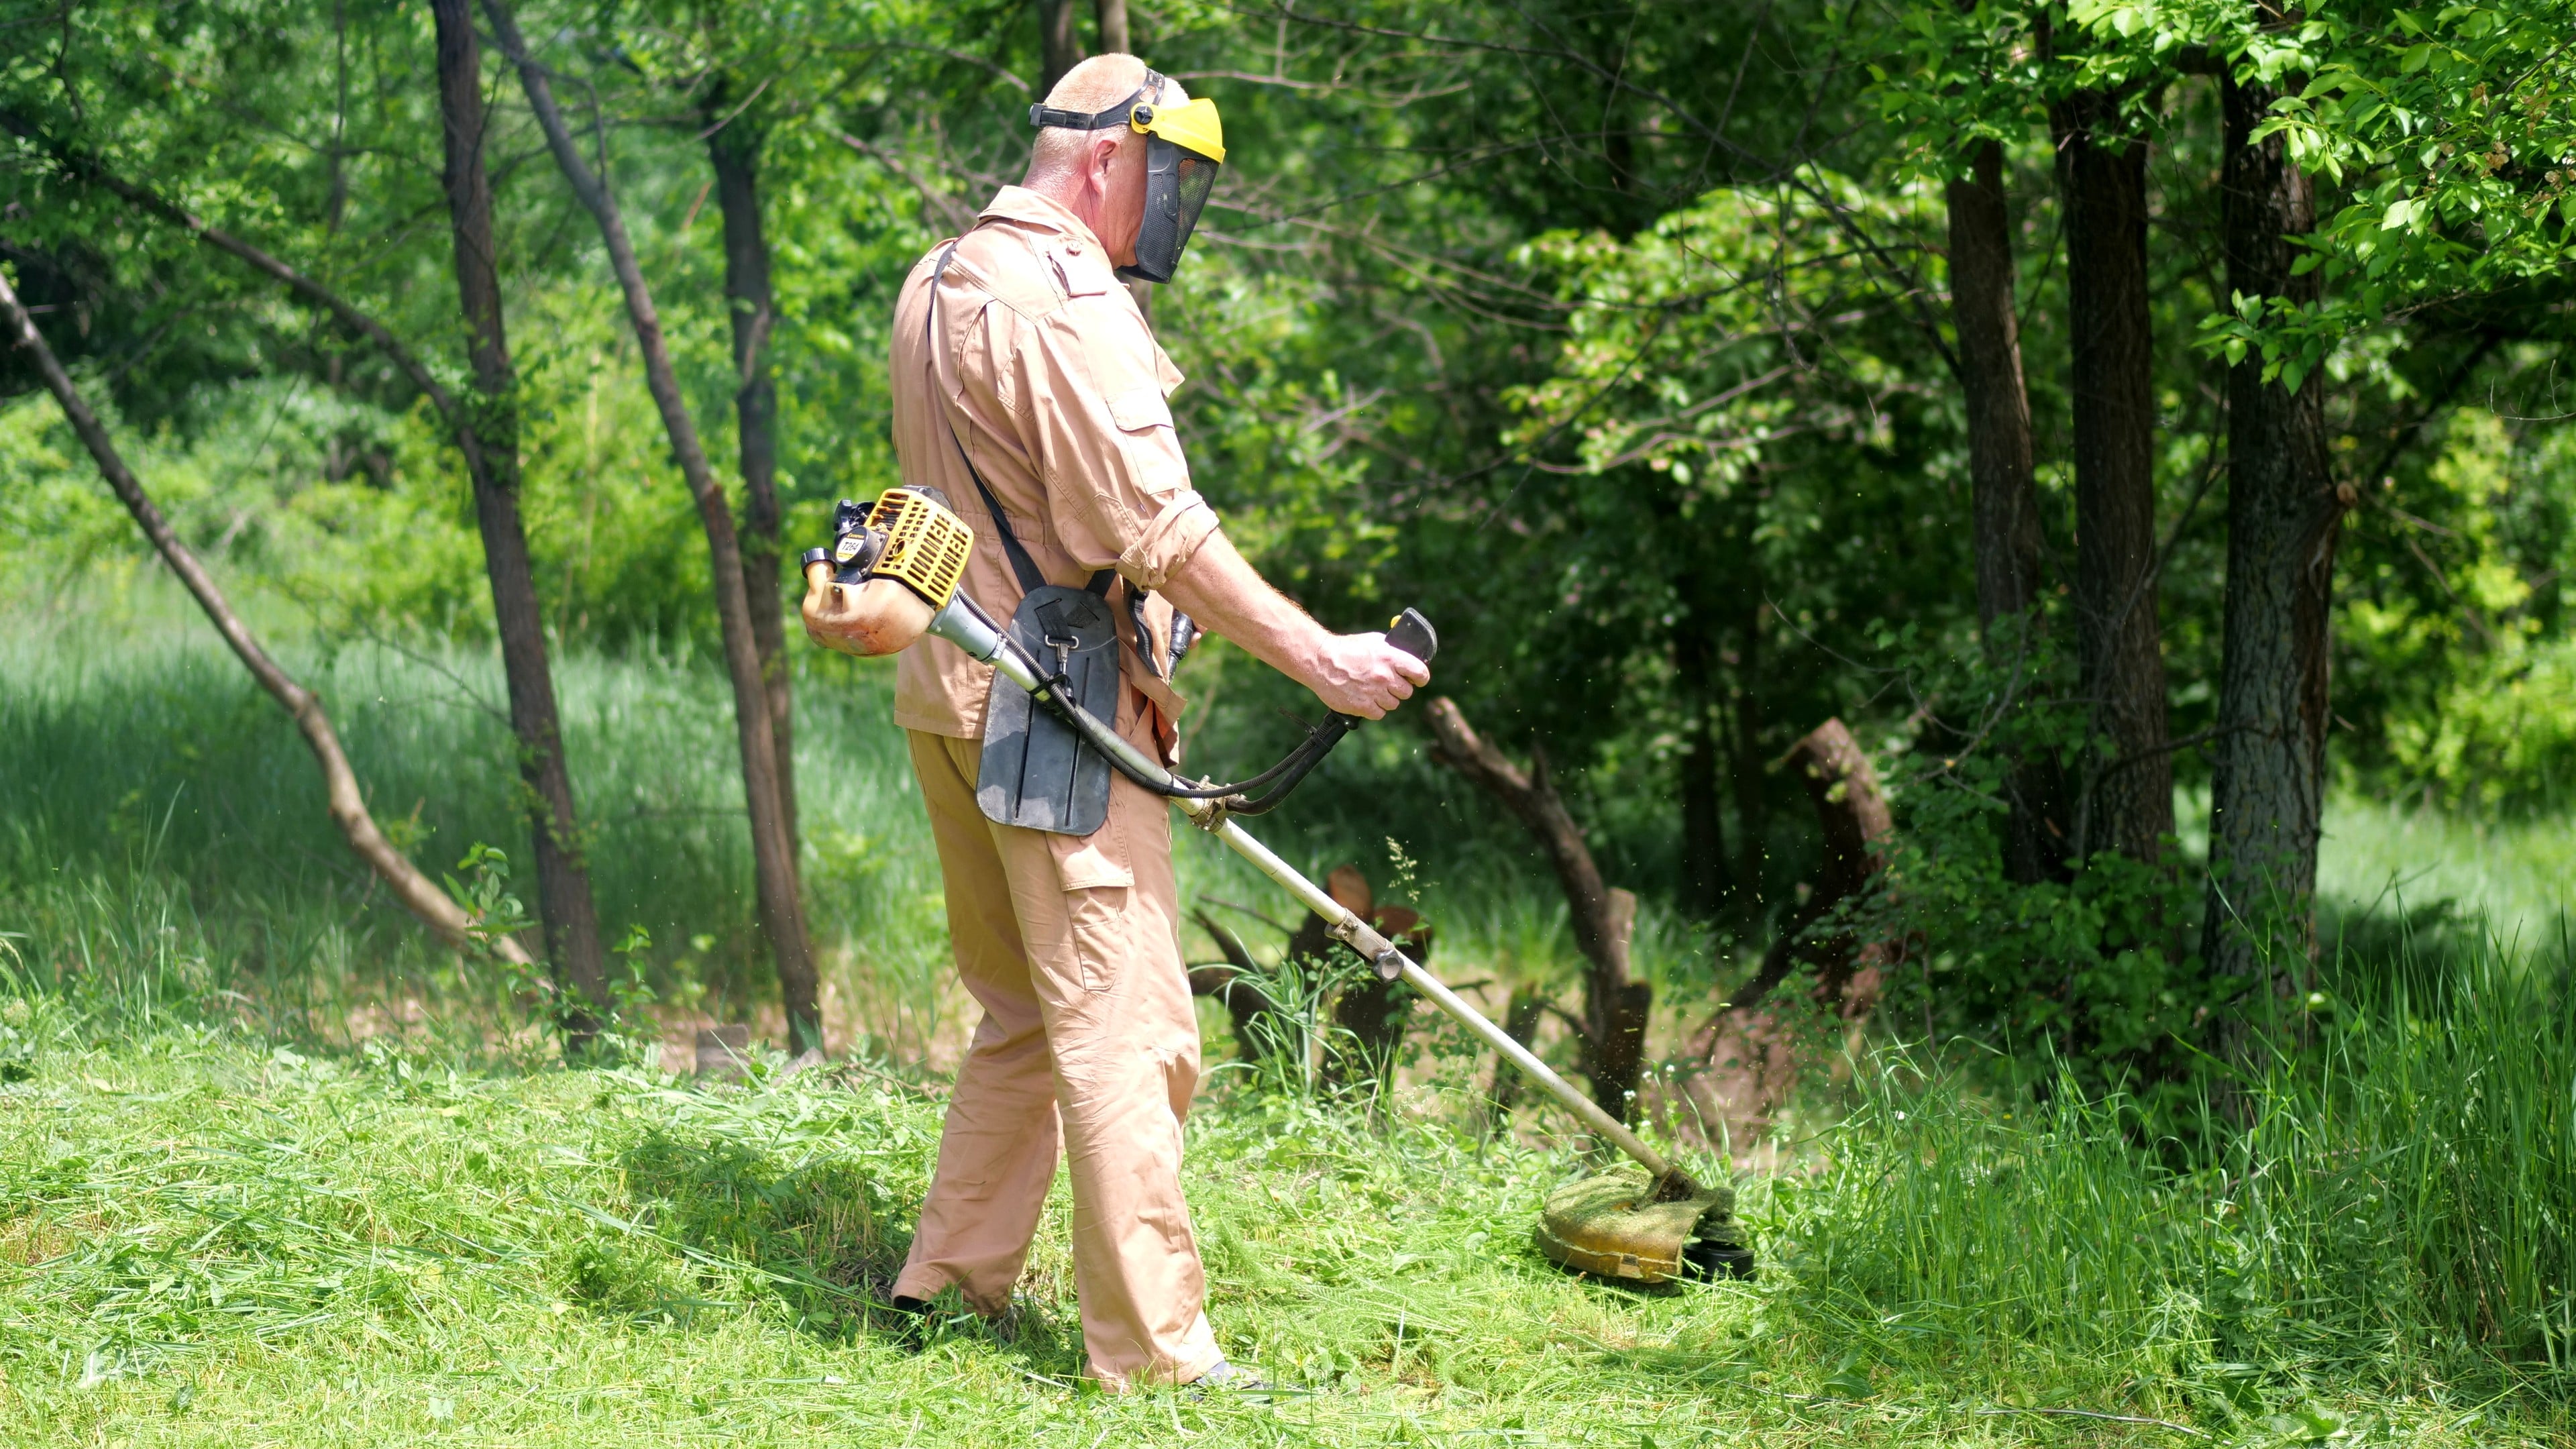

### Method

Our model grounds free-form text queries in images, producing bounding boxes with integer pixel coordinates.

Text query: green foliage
[1850,621,2216,1097]
[2339,407,2576,809]
[2092,0,2576,384]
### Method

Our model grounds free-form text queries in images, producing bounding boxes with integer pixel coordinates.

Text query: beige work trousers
[891,717,1220,1389]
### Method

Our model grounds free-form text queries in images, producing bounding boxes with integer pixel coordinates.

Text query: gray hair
[1024,54,1187,183]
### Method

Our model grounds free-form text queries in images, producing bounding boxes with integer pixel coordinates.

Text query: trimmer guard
[1534,1169,1754,1285]
[977,584,1122,835]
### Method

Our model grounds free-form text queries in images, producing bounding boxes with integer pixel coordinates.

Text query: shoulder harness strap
[927,242,1114,601]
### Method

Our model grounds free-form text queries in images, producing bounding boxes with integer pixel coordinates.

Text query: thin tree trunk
[1680,697,1731,918]
[484,0,822,1053]
[1426,698,1650,1123]
[706,107,798,854]
[1674,607,1732,916]
[1095,0,1129,54]
[1947,137,2071,883]
[431,0,610,1040]
[2204,59,2343,1038]
[0,268,532,969]
[1729,591,1768,902]
[1039,0,1083,93]
[2050,89,2174,864]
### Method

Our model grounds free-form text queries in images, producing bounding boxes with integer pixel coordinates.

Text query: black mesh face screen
[1122,137,1221,284]
[1169,152,1217,254]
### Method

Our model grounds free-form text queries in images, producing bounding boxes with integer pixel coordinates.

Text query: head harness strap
[1028,71,1165,133]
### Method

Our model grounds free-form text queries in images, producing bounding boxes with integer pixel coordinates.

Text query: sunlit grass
[2,979,2569,1447]
[2318,795,2576,953]
[8,590,2576,1444]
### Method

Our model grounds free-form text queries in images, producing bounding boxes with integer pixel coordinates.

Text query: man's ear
[1087,133,1122,194]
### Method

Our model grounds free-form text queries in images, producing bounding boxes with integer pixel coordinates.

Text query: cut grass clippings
[1,1006,2569,1447]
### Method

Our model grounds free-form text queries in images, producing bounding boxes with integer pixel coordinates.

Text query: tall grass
[0,587,934,991]
[0,589,1635,1051]
[1779,935,2576,1396]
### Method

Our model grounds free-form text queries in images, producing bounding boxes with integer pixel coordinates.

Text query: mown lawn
[1,1010,2561,1448]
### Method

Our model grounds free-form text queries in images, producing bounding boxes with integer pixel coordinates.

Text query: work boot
[880,1293,933,1351]
[1185,1358,1271,1397]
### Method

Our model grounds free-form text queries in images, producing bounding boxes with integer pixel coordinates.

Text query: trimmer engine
[799,487,977,657]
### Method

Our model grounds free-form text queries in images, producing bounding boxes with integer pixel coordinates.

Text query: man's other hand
[1311,631,1430,720]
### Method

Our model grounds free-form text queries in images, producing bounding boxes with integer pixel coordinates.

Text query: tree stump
[695,1024,753,1080]
[1683,718,1897,1142]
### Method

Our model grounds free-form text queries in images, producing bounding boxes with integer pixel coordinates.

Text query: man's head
[1021,54,1222,284]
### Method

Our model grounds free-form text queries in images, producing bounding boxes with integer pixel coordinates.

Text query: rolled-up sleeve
[1016,293,1222,589]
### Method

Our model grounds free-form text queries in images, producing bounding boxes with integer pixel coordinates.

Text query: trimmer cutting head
[1534,1169,1754,1285]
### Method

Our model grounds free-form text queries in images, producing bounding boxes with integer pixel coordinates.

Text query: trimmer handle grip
[1384,607,1438,664]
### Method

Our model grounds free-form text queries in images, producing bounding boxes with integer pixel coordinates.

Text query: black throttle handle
[1384,606,1439,664]
[1222,607,1438,818]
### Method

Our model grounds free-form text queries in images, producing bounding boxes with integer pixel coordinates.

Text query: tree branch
[0,266,529,966]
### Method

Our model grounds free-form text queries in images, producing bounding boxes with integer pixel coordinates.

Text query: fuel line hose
[951,590,1438,818]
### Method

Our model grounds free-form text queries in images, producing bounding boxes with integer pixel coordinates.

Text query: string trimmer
[801,486,1752,1285]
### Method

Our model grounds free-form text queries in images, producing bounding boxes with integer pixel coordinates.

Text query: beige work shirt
[888,186,1220,748]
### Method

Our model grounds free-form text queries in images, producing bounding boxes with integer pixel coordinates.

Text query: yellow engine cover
[865,488,974,607]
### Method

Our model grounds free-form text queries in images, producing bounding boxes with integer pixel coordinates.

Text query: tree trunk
[706,107,798,855]
[2049,89,2173,865]
[1426,698,1651,1124]
[1095,0,1129,54]
[484,0,822,1053]
[431,0,610,1040]
[2204,61,2343,1038]
[1680,702,1731,918]
[1947,138,2072,883]
[1039,0,1083,93]
[0,268,533,971]
[1730,591,1768,901]
[1675,622,1732,916]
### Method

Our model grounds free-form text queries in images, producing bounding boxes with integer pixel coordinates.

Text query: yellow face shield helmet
[1029,70,1224,284]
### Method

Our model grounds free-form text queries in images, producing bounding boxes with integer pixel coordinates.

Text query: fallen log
[1426,698,1650,1124]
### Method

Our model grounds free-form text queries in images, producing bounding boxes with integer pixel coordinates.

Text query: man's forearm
[1156,530,1332,682]
[1155,527,1428,720]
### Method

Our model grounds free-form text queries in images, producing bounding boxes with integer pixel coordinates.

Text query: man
[882,54,1429,1389]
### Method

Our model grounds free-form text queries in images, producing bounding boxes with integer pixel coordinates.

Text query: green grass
[1,980,2568,1447]
[7,590,2576,1444]
[0,584,1652,1052]
[2317,797,2576,957]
